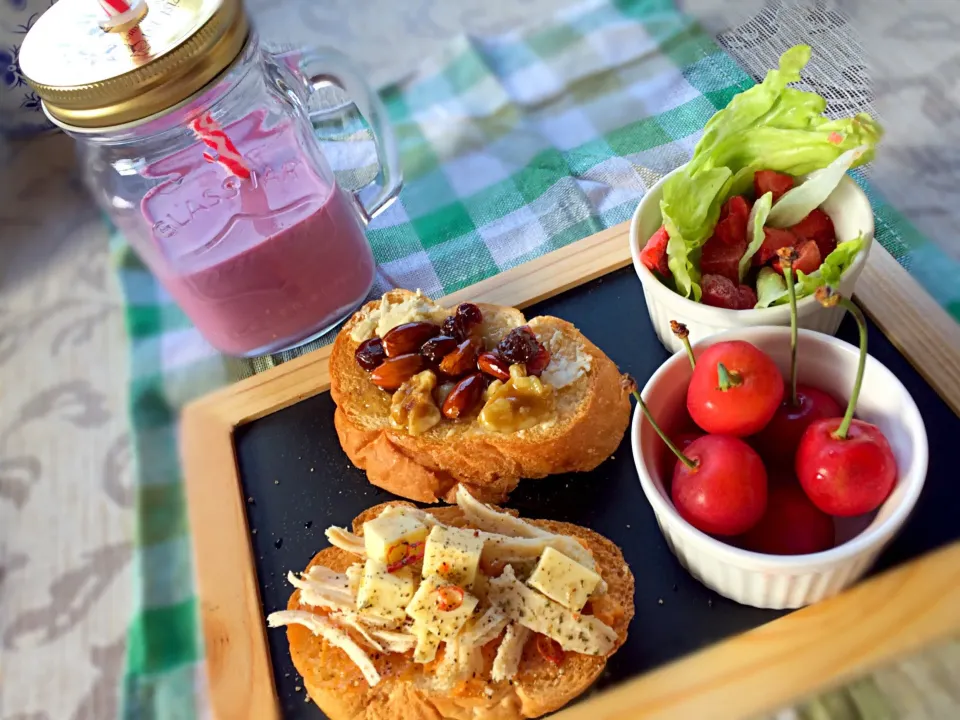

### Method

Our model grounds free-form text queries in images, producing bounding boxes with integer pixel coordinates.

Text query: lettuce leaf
[766,146,867,228]
[755,267,787,308]
[754,235,865,308]
[740,191,773,281]
[660,44,882,300]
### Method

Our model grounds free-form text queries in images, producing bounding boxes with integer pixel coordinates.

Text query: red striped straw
[190,113,252,180]
[98,0,147,31]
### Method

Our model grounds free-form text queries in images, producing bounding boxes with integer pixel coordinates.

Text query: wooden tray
[182,221,960,720]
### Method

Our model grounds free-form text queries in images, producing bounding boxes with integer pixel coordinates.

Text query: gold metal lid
[19,0,249,129]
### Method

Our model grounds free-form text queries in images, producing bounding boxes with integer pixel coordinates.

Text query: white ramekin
[629,168,876,354]
[631,327,928,610]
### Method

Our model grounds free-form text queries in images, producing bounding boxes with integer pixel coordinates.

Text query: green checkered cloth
[116,0,960,717]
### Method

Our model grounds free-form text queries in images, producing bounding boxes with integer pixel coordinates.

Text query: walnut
[390,370,442,436]
[479,364,555,433]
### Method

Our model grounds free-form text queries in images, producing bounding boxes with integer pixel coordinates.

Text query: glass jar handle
[294,48,402,222]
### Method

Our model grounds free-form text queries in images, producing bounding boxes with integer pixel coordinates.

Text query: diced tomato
[736,284,758,310]
[640,225,670,277]
[713,196,751,246]
[753,227,798,266]
[701,231,746,284]
[712,214,744,247]
[773,239,822,276]
[754,170,794,203]
[701,274,741,310]
[788,209,837,257]
[721,195,752,222]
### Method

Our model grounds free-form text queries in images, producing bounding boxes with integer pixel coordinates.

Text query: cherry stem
[631,390,697,470]
[716,363,741,391]
[783,259,799,407]
[833,296,868,440]
[670,320,696,370]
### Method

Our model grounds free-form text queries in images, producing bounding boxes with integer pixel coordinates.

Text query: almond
[371,354,425,391]
[477,351,510,381]
[441,373,486,419]
[438,339,479,377]
[382,321,441,357]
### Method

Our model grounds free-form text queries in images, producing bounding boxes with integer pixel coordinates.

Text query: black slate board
[235,267,960,719]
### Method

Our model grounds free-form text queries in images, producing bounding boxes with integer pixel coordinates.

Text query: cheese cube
[422,525,484,588]
[412,624,440,664]
[355,559,416,623]
[363,512,428,566]
[405,576,479,639]
[526,546,602,612]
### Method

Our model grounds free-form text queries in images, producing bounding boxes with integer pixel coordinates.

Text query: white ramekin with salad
[629,45,882,353]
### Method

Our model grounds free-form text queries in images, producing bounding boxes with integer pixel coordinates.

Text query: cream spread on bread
[349,290,449,342]
[538,330,592,389]
[267,488,621,688]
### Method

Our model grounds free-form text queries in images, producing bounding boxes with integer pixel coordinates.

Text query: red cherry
[740,481,835,555]
[752,385,844,467]
[687,341,784,437]
[796,418,897,516]
[671,435,768,536]
[795,287,899,517]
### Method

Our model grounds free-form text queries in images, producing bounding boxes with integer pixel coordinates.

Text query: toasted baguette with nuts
[330,289,632,504]
[272,497,635,720]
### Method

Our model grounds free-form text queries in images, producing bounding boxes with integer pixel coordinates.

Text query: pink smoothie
[141,111,375,356]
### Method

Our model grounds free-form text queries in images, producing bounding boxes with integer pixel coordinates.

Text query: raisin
[421,335,459,365]
[496,326,543,365]
[526,347,551,377]
[355,337,386,371]
[453,303,483,340]
[441,315,458,337]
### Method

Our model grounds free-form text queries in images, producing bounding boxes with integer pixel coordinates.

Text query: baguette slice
[285,501,635,720]
[330,290,632,504]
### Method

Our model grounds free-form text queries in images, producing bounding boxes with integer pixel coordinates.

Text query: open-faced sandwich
[330,289,633,504]
[267,487,635,720]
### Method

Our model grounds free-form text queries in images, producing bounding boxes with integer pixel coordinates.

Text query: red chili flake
[828,132,844,145]
[435,585,465,611]
[386,541,425,573]
[536,635,565,665]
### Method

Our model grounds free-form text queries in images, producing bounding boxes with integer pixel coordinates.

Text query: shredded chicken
[267,610,381,687]
[435,636,462,689]
[346,563,364,595]
[489,566,616,656]
[455,487,597,569]
[305,565,351,588]
[335,614,385,652]
[371,628,417,654]
[491,623,531,682]
[462,607,508,648]
[325,527,366,555]
[287,571,356,613]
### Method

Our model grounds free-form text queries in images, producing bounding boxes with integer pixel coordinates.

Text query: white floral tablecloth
[1,1,958,718]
